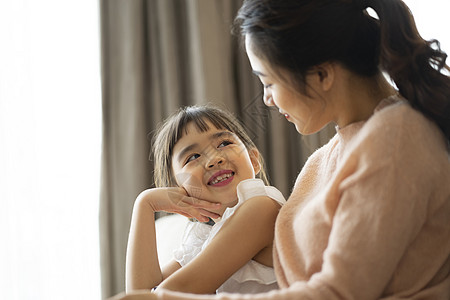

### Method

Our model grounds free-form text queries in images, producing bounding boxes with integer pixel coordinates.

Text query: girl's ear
[249,148,261,175]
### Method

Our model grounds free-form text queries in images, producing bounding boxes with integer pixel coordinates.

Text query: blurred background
[0,0,448,299]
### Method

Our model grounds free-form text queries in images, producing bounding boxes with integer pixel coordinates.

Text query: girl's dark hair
[234,0,450,142]
[152,105,269,187]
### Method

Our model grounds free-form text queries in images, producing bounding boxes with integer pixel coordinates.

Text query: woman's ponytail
[368,0,450,142]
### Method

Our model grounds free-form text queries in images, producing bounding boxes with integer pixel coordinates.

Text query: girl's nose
[206,155,224,169]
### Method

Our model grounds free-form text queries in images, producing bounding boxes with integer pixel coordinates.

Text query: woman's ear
[249,148,261,175]
[315,62,335,92]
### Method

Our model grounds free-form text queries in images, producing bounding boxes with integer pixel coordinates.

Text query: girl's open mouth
[208,170,235,186]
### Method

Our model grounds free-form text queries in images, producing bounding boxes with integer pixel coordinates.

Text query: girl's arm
[157,195,281,294]
[126,188,221,292]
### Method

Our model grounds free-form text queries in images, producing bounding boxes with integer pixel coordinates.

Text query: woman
[113,0,450,299]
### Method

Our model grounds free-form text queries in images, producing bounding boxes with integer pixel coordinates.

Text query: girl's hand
[137,188,221,222]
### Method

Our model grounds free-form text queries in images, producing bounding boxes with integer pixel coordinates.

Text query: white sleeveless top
[173,179,286,294]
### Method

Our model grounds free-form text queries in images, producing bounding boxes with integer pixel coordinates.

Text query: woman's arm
[157,195,281,294]
[126,188,221,291]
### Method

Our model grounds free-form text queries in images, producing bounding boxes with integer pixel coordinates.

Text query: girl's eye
[264,83,272,89]
[185,153,200,164]
[218,140,233,148]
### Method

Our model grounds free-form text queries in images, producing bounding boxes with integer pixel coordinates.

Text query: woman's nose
[263,93,274,106]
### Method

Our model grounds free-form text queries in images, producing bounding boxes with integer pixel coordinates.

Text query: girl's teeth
[211,173,232,185]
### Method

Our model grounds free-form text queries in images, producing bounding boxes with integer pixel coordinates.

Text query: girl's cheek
[186,185,203,199]
[175,172,204,199]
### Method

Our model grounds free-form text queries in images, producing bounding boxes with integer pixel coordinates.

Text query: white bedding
[155,214,189,267]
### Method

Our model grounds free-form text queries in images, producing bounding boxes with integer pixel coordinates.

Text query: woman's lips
[208,170,235,186]
[279,109,290,120]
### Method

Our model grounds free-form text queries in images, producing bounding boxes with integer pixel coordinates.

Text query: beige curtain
[99,0,334,298]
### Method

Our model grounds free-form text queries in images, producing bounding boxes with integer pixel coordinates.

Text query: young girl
[125,105,286,295]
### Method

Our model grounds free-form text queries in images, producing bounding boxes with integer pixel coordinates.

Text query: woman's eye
[218,140,233,148]
[264,83,272,89]
[185,153,200,164]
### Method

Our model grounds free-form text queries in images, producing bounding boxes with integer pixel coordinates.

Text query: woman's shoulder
[357,96,447,152]
[370,96,440,137]
[346,96,449,175]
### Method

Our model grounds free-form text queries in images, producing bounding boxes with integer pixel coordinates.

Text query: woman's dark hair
[152,105,269,187]
[234,0,450,143]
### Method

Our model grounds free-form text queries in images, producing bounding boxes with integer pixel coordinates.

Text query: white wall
[0,1,101,299]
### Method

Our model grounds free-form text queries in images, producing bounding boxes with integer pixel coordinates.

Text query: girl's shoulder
[236,179,286,207]
[207,179,285,243]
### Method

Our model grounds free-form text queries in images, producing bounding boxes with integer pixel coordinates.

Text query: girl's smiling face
[171,120,260,214]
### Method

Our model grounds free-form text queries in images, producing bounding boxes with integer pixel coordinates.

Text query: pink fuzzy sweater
[160,97,450,299]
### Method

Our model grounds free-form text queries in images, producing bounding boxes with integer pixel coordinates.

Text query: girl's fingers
[197,208,221,220]
[177,200,220,221]
[183,196,222,208]
[173,209,209,222]
[189,210,209,222]
[173,211,192,219]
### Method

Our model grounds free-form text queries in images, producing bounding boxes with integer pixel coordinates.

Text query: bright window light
[0,1,101,300]
[404,0,449,52]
